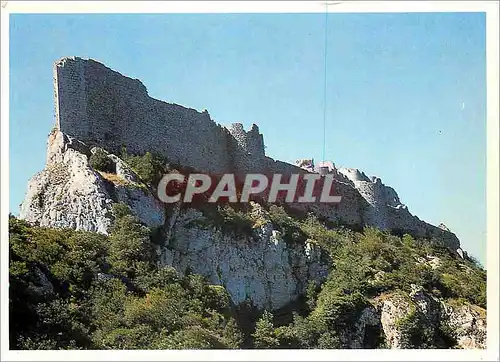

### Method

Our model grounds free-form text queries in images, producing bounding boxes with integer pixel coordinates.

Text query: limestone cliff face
[19,131,463,310]
[158,204,328,310]
[439,300,487,349]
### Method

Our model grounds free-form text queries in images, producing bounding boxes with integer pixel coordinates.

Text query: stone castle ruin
[48,56,461,251]
[55,57,280,177]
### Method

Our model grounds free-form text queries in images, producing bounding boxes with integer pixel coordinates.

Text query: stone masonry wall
[227,123,266,175]
[54,57,254,175]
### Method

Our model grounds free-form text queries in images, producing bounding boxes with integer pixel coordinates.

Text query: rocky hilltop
[28,56,461,251]
[13,58,486,350]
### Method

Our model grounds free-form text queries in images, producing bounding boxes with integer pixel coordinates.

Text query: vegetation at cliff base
[9,203,486,349]
[9,206,242,350]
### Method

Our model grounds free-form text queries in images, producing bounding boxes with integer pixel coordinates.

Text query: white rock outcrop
[19,131,329,311]
[378,286,486,349]
[380,294,414,349]
[20,131,165,234]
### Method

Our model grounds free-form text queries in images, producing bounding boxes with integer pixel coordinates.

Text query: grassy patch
[98,171,148,192]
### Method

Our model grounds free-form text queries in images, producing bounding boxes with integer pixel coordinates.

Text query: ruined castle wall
[55,57,232,174]
[337,168,371,183]
[54,57,89,137]
[227,123,266,175]
[354,180,390,229]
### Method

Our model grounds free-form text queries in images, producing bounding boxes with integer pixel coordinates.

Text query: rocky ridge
[18,130,486,349]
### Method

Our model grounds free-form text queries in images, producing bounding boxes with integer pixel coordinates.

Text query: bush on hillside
[89,148,115,173]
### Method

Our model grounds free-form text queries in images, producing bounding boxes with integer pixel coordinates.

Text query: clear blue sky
[9,13,486,263]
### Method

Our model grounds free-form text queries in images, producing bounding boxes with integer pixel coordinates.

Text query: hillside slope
[12,131,486,349]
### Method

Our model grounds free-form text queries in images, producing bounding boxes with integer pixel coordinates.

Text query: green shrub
[153,326,224,349]
[9,196,487,351]
[252,311,279,348]
[298,213,346,254]
[218,205,254,235]
[89,148,115,173]
[305,281,318,311]
[108,213,155,278]
[268,205,307,244]
[221,318,244,349]
[121,150,166,185]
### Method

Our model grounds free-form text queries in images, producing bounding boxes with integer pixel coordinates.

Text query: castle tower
[53,57,89,137]
[227,123,266,174]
